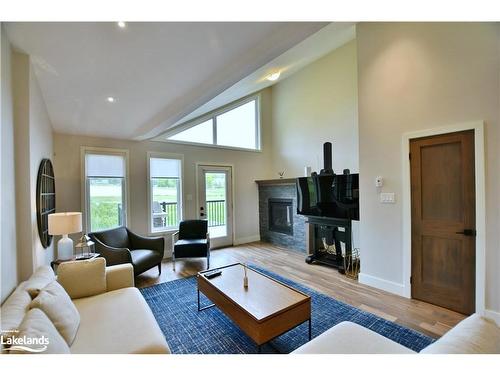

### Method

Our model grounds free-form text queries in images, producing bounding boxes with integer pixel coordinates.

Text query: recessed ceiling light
[107,97,115,103]
[266,71,281,81]
[117,21,126,28]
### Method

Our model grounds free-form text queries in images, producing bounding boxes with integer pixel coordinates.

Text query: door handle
[456,229,476,237]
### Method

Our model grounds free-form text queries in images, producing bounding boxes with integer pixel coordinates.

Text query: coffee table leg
[308,319,312,341]
[197,288,216,311]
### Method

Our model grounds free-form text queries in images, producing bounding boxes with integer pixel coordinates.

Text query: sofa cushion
[23,266,56,298]
[292,321,415,354]
[131,249,160,269]
[420,314,500,354]
[30,281,80,345]
[174,239,209,257]
[0,282,32,344]
[70,287,170,354]
[12,308,70,354]
[57,258,107,299]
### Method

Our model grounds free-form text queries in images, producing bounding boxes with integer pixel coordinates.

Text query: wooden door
[410,130,475,315]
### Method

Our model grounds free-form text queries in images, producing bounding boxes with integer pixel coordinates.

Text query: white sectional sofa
[1,259,170,354]
[293,313,500,354]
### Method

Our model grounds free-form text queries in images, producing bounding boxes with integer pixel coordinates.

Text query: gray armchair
[89,227,164,276]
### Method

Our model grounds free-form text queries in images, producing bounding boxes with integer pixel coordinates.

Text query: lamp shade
[48,212,82,235]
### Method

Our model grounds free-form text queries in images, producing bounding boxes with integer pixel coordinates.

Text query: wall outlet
[380,192,395,203]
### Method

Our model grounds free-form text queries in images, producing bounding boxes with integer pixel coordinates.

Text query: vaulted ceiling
[5,22,328,140]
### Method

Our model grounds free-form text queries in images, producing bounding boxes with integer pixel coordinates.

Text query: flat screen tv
[296,173,359,220]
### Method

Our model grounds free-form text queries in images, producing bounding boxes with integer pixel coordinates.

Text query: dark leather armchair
[89,227,164,276]
[172,220,210,271]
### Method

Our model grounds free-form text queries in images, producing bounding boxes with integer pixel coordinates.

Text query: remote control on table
[204,269,222,279]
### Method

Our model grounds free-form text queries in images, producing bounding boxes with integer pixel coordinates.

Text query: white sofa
[1,259,170,354]
[293,313,500,354]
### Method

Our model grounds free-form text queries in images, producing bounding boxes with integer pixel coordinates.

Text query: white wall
[29,64,55,268]
[53,89,274,256]
[271,40,360,247]
[10,48,55,286]
[356,23,500,315]
[1,26,18,302]
[271,40,358,176]
[12,50,33,282]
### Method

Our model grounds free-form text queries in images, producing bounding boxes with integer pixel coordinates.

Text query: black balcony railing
[153,200,225,230]
[206,199,225,227]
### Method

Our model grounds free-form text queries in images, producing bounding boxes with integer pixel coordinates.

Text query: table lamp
[48,212,82,260]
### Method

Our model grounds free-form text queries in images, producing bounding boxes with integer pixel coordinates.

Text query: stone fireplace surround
[256,178,306,253]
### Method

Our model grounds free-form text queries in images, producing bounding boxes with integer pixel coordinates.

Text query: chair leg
[172,253,176,271]
[207,256,210,270]
[158,263,161,275]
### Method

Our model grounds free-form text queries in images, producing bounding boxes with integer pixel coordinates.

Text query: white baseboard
[233,235,260,246]
[484,309,500,325]
[358,273,407,297]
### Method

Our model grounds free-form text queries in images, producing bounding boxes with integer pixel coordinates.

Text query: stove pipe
[320,142,333,175]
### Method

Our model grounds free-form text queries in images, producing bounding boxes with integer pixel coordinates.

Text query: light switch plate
[380,192,396,203]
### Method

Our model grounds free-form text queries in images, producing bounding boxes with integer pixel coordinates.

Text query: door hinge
[409,153,411,161]
[410,276,412,284]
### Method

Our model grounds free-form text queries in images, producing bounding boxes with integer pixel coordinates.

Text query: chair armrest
[106,264,135,291]
[172,231,179,253]
[92,237,132,266]
[128,229,164,257]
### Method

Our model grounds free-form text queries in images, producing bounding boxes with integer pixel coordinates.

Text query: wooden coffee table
[197,263,311,352]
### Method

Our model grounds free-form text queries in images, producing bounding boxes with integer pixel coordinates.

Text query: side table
[50,253,100,271]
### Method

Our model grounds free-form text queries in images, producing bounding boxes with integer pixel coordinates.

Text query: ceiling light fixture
[266,71,281,81]
[117,21,126,28]
[107,97,115,103]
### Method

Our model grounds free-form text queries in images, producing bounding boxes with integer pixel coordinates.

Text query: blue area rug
[140,266,434,354]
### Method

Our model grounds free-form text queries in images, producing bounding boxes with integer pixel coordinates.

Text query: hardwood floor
[135,241,466,339]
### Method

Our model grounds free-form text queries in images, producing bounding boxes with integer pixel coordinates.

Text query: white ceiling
[5,22,328,140]
[160,22,356,138]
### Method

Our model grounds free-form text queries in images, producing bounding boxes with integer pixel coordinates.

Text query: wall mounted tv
[296,173,359,220]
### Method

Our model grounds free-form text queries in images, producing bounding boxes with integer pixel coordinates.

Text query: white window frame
[147,151,184,235]
[80,146,130,233]
[164,94,262,152]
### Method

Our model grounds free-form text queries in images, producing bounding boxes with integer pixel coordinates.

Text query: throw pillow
[23,266,57,298]
[10,308,70,354]
[0,282,33,348]
[30,281,80,345]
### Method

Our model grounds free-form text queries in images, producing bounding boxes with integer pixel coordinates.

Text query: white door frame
[401,120,486,313]
[195,162,235,246]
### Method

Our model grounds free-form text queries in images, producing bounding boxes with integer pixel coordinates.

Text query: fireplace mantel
[255,178,297,186]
